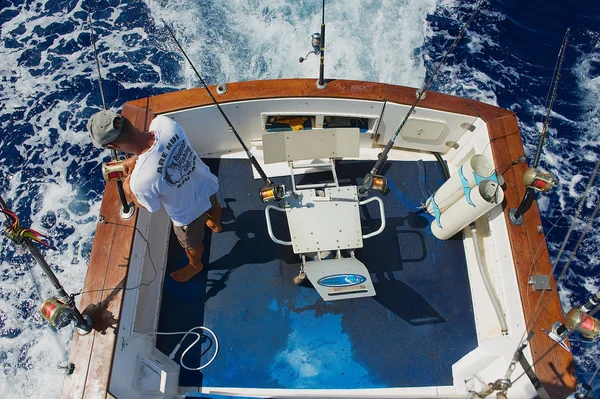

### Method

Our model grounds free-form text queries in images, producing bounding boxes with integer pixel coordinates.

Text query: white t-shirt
[130,115,219,226]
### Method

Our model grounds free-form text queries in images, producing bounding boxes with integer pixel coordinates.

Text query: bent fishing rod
[0,194,92,334]
[162,21,284,202]
[88,8,133,217]
[359,0,487,195]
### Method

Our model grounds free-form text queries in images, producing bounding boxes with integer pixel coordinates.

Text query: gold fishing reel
[259,183,285,203]
[362,173,390,195]
[523,167,558,192]
[101,160,126,182]
[40,297,76,329]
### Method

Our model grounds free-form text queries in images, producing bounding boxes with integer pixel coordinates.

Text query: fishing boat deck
[61,79,576,399]
[156,159,478,390]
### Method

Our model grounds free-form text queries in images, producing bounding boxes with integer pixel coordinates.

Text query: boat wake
[0,0,598,397]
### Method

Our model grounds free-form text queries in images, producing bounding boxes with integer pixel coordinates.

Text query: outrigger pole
[359,0,487,195]
[509,28,570,225]
[87,9,133,218]
[162,21,284,202]
[0,195,92,334]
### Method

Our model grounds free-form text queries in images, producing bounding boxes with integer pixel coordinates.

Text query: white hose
[470,223,508,334]
[128,326,219,371]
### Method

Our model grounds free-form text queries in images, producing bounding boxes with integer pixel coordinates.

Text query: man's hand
[122,156,137,176]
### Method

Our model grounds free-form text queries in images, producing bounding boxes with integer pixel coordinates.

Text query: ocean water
[0,0,598,397]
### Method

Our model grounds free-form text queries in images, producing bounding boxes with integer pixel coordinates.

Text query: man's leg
[171,216,207,283]
[171,242,204,282]
[205,195,223,233]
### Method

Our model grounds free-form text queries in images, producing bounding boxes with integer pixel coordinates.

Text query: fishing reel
[299,33,322,63]
[569,383,593,399]
[40,297,79,329]
[102,160,126,182]
[523,167,558,192]
[360,173,390,195]
[259,183,286,203]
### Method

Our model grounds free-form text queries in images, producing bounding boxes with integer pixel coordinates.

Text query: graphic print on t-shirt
[157,133,197,188]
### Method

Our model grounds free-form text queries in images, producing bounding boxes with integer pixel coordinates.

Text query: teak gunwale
[61,78,575,399]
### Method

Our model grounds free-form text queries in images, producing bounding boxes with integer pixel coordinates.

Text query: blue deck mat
[156,159,477,389]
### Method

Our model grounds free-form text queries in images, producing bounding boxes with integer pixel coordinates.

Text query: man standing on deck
[87,110,222,282]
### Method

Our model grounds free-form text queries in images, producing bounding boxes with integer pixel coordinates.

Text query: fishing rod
[495,158,600,398]
[359,0,487,195]
[162,20,284,202]
[87,8,133,217]
[299,0,326,89]
[88,9,106,110]
[509,28,569,225]
[317,0,326,89]
[0,194,92,334]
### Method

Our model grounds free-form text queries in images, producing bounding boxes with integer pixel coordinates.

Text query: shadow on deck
[156,159,477,390]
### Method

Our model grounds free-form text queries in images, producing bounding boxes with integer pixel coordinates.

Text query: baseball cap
[87,110,124,148]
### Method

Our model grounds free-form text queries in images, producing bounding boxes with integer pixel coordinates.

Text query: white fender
[432,180,504,240]
[426,154,496,215]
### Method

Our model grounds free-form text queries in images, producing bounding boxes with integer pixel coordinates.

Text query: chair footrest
[304,256,376,301]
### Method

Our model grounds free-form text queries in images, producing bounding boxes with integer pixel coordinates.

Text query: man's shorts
[172,194,217,250]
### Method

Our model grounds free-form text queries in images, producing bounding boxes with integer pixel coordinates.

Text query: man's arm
[122,174,144,210]
[121,155,143,208]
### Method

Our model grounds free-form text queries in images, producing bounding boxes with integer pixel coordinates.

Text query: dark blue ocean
[0,0,598,397]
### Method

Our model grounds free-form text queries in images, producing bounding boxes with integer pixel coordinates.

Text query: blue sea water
[0,0,598,397]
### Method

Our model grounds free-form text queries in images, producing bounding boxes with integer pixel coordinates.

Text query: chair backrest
[262,128,360,164]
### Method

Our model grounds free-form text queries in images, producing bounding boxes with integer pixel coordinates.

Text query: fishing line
[161,20,273,187]
[360,0,487,194]
[74,218,158,296]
